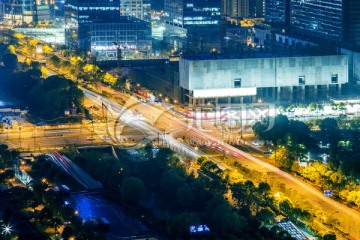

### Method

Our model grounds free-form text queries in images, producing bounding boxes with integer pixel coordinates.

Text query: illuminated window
[299,76,305,85]
[331,74,338,83]
[234,78,241,88]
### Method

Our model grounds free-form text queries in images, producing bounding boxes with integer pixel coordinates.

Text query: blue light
[189,224,210,233]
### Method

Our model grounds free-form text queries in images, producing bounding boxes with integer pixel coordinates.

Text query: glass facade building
[0,0,54,25]
[64,0,151,60]
[290,0,343,42]
[344,0,360,47]
[165,0,221,27]
[64,0,121,49]
[223,0,250,18]
[120,0,150,20]
[90,17,152,60]
[264,0,290,25]
[164,0,222,51]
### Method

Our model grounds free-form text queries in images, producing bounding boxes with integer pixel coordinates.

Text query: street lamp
[33,128,37,148]
[112,42,124,75]
[2,224,12,235]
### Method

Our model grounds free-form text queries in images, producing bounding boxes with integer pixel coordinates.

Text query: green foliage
[48,55,61,68]
[67,146,282,239]
[120,176,145,204]
[102,73,117,85]
[0,59,84,120]
[323,232,336,240]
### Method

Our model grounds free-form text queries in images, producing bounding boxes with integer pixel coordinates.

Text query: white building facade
[180,55,348,105]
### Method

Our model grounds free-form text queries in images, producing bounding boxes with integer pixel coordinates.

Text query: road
[46,153,103,189]
[84,88,360,239]
[0,123,146,150]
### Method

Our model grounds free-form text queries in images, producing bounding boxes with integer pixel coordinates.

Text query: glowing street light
[2,224,12,235]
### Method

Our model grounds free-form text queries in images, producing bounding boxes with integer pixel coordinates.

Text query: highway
[0,124,145,150]
[84,88,360,240]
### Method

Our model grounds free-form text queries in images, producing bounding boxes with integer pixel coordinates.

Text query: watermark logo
[91,95,277,147]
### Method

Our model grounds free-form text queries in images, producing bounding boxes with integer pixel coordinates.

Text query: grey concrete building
[180,54,348,106]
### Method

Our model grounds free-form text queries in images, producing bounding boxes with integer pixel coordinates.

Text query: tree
[144,142,153,158]
[7,45,16,54]
[319,118,340,145]
[61,226,74,240]
[252,114,290,145]
[2,53,18,70]
[50,217,62,234]
[279,198,294,215]
[257,208,275,224]
[29,39,39,47]
[323,232,336,240]
[103,73,117,85]
[42,45,53,55]
[120,177,145,204]
[14,33,25,39]
[40,67,48,78]
[36,207,53,224]
[176,184,195,208]
[160,169,183,195]
[254,182,273,213]
[167,212,200,238]
[48,55,61,68]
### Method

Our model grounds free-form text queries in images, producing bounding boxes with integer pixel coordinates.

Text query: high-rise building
[64,0,121,49]
[64,0,151,59]
[121,0,144,20]
[35,0,54,23]
[164,0,222,52]
[290,0,343,43]
[290,0,360,47]
[0,0,54,25]
[54,0,65,17]
[264,0,289,25]
[249,0,263,18]
[223,0,249,18]
[343,0,360,47]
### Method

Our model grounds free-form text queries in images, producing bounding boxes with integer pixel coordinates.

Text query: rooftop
[181,51,342,61]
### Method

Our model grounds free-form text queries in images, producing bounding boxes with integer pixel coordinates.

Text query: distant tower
[164,0,222,52]
[223,0,249,18]
[290,0,343,43]
[249,0,264,18]
[121,0,144,20]
[264,0,290,26]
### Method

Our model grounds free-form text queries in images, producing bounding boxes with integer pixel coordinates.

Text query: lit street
[84,88,360,239]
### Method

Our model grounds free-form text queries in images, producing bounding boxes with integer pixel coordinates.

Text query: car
[87,136,96,140]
